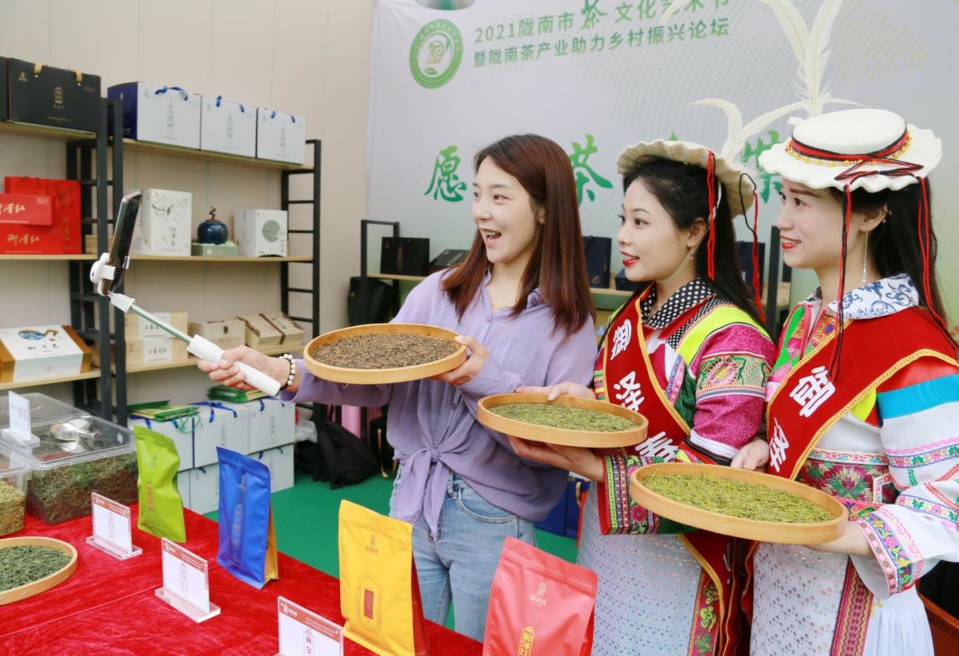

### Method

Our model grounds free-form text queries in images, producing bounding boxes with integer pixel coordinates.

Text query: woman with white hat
[509,140,775,656]
[744,107,959,655]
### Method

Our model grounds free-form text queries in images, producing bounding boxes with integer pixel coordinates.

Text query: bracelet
[278,353,297,391]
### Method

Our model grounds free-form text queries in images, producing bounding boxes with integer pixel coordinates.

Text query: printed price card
[86,492,141,559]
[155,538,220,623]
[276,596,343,656]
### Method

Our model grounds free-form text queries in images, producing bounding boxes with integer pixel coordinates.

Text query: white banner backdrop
[368,0,959,323]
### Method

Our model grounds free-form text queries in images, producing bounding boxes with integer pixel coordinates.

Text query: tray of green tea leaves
[303,323,468,384]
[477,393,648,448]
[0,536,78,605]
[630,463,847,544]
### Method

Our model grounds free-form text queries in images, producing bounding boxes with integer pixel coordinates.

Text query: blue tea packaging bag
[216,447,278,588]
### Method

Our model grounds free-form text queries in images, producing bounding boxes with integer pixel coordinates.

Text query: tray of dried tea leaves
[477,393,648,448]
[0,536,78,605]
[629,462,848,544]
[303,323,468,384]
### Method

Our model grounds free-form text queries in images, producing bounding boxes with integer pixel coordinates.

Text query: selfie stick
[89,251,281,397]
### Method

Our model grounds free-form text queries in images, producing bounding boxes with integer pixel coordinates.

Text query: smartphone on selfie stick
[90,191,280,396]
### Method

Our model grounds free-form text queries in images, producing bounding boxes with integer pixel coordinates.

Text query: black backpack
[297,416,378,489]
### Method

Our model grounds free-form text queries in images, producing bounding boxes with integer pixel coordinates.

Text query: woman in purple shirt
[200,134,598,641]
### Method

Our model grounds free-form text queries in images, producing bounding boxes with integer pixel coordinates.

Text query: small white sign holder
[275,596,344,656]
[86,492,142,559]
[2,391,38,445]
[155,537,221,623]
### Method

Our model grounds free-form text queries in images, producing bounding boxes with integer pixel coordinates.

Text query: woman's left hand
[807,519,872,556]
[506,435,605,481]
[432,335,487,386]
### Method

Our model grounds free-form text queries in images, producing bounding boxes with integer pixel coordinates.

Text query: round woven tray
[477,393,648,448]
[303,323,467,384]
[629,462,848,544]
[0,536,78,606]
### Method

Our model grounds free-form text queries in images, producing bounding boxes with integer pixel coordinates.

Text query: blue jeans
[411,473,535,642]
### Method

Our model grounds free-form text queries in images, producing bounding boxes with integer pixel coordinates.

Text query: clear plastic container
[0,392,88,430]
[0,415,137,525]
[0,461,29,536]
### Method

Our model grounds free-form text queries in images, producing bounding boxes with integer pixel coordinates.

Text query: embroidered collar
[642,278,716,328]
[801,273,919,321]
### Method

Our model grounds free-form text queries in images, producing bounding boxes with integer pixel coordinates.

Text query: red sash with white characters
[765,307,957,483]
[596,289,745,656]
[756,307,956,656]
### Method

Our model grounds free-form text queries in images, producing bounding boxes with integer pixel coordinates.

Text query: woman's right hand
[506,435,605,481]
[516,381,596,401]
[196,345,292,392]
[731,438,769,472]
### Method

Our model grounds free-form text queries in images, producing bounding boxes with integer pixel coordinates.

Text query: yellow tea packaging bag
[338,500,430,655]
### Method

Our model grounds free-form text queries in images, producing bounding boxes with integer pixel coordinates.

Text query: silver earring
[861,232,869,283]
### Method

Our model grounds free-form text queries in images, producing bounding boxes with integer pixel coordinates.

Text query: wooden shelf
[0,254,96,261]
[0,119,95,141]
[129,255,312,263]
[123,138,310,171]
[367,272,636,297]
[0,368,101,391]
[367,272,428,283]
[122,342,297,375]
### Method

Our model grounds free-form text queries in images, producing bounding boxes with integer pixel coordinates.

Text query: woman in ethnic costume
[741,108,959,656]
[509,139,775,656]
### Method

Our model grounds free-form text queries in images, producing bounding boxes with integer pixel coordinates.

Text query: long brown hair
[442,134,595,338]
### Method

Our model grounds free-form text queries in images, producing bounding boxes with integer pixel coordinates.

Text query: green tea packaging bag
[134,426,186,542]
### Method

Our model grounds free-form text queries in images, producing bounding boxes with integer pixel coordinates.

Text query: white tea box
[234,209,287,257]
[255,108,306,165]
[108,82,202,149]
[0,325,91,383]
[200,95,256,158]
[191,401,251,468]
[132,189,192,256]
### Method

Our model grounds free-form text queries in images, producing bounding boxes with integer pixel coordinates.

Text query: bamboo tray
[629,462,848,544]
[0,536,78,605]
[477,393,648,448]
[302,323,467,384]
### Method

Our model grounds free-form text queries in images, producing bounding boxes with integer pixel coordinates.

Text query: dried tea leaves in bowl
[310,333,461,370]
[642,473,834,524]
[0,546,71,591]
[490,403,637,433]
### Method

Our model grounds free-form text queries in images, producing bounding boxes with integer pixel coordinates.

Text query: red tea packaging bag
[483,537,597,656]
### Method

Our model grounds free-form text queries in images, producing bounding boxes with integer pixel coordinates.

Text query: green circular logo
[262,219,280,242]
[410,19,463,89]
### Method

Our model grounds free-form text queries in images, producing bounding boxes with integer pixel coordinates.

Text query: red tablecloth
[0,506,482,655]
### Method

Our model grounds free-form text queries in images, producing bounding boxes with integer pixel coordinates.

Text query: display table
[1,506,482,655]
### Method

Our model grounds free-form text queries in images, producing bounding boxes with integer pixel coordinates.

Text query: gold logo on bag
[518,626,535,655]
[528,581,547,608]
[54,86,64,110]
[365,533,379,555]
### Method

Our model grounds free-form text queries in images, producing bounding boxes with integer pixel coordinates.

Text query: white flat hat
[759,108,941,193]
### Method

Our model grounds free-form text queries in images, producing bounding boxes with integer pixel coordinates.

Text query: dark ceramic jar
[197,206,228,245]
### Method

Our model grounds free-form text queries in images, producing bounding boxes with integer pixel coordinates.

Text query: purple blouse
[287,271,598,534]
